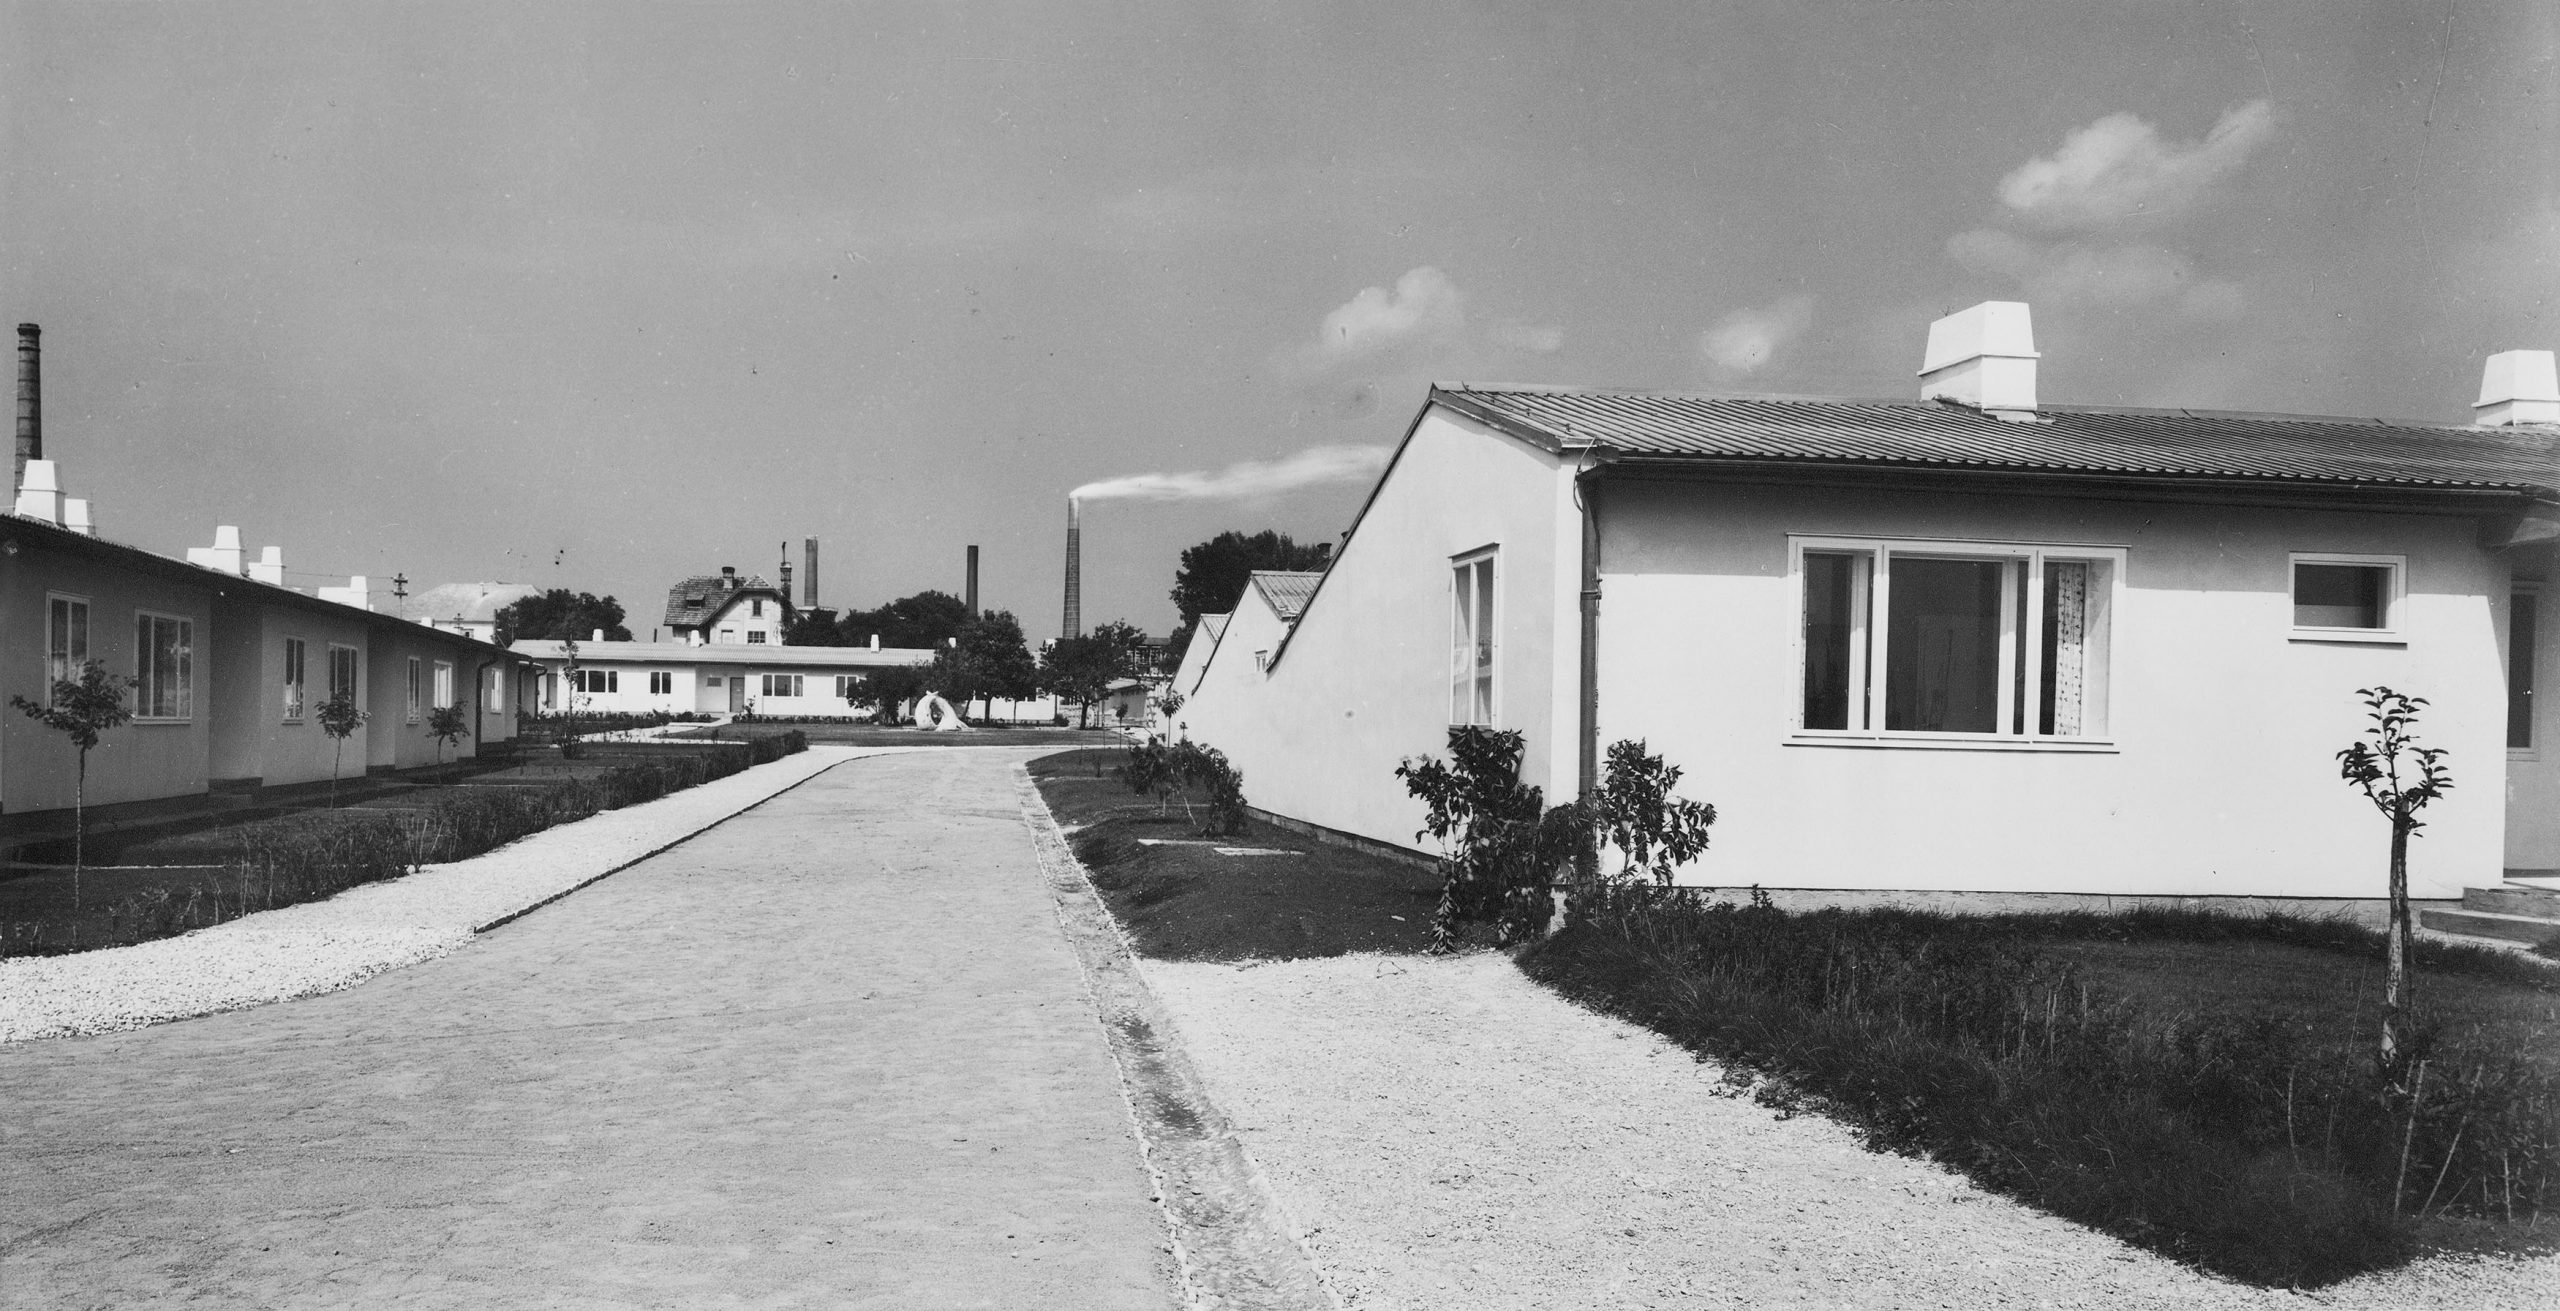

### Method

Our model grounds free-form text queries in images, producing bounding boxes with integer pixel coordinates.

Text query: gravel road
[0,746,868,1042]
[1142,951,2559,1310]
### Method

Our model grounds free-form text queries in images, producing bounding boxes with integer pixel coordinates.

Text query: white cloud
[1313,266,1466,362]
[1699,295,1815,376]
[1948,230,2244,317]
[1997,101,2276,232]
[1071,444,1391,505]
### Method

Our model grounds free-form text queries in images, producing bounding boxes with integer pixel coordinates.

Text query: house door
[728,676,746,714]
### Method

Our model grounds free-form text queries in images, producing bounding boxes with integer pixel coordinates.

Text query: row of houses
[2,471,536,832]
[1174,301,2560,905]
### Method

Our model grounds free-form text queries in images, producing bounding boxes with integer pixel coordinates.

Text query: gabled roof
[664,573,788,627]
[1431,384,2560,497]
[1198,613,1231,643]
[1249,571,1324,622]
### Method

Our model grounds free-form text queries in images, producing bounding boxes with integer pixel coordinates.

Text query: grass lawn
[1025,748,2560,1287]
[1028,748,1493,959]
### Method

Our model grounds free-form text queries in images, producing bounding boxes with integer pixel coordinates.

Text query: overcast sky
[4,2,2554,638]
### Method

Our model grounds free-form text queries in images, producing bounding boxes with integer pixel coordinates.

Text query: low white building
[1179,301,2560,902]
[510,639,934,717]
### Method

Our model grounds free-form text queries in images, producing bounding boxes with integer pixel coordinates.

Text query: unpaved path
[1144,952,2560,1310]
[0,748,1176,1309]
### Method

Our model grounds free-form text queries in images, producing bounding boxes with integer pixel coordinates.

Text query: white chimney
[2475,349,2560,427]
[317,574,372,609]
[1920,301,2040,420]
[247,545,286,585]
[61,497,92,536]
[185,524,245,575]
[12,458,61,524]
[591,628,605,642]
[870,633,881,651]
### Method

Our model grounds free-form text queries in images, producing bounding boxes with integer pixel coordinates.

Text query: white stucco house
[511,639,935,717]
[663,566,793,645]
[1178,301,2560,905]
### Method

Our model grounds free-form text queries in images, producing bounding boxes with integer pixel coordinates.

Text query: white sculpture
[902,693,968,731]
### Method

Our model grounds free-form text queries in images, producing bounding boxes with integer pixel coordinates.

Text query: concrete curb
[1014,766,1340,1311]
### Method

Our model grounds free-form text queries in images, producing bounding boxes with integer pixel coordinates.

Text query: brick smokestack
[778,542,793,609]
[966,544,980,618]
[1061,498,1082,640]
[804,537,819,606]
[14,324,38,492]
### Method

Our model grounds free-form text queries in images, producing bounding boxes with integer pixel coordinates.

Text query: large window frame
[760,673,803,698]
[45,593,90,695]
[1449,546,1499,728]
[433,660,456,711]
[134,611,196,723]
[2289,552,2406,644]
[1790,535,2124,751]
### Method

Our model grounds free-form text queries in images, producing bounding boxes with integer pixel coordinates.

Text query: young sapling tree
[9,659,137,907]
[2336,686,2453,1073]
[317,690,371,808]
[426,703,470,771]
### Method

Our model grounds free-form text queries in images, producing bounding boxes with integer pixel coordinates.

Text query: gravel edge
[0,746,874,1042]
[1014,764,1340,1311]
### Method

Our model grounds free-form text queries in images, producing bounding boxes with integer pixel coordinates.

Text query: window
[135,612,195,720]
[649,670,673,695]
[571,668,619,694]
[719,627,736,643]
[433,661,455,710]
[747,631,768,644]
[1797,538,2117,740]
[2291,554,2402,637]
[46,595,89,693]
[405,657,423,722]
[2513,591,2539,750]
[706,675,725,688]
[327,645,359,708]
[751,598,764,617]
[1449,551,1497,726]
[283,638,307,720]
[834,674,859,699]
[761,673,803,697]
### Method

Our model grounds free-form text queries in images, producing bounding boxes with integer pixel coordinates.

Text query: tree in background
[2337,686,2454,1073]
[1166,530,1333,666]
[494,590,632,646]
[829,590,973,650]
[10,659,138,906]
[853,665,930,721]
[1045,619,1148,727]
[931,609,1039,720]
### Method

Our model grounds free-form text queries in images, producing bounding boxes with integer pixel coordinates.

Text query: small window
[2512,591,2539,750]
[719,628,736,642]
[751,598,763,617]
[405,657,423,722]
[649,670,673,695]
[46,595,90,696]
[707,675,724,688]
[136,612,196,720]
[1449,550,1497,726]
[283,637,307,721]
[433,661,455,710]
[834,674,857,698]
[2291,555,2402,636]
[747,631,768,644]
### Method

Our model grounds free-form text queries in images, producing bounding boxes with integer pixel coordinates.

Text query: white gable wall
[1599,477,2509,899]
[1180,406,1581,852]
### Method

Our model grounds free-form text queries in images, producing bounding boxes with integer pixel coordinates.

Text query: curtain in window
[2045,562,2087,736]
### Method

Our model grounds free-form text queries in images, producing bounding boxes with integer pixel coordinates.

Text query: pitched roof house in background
[664,565,794,645]
[1177,301,2560,909]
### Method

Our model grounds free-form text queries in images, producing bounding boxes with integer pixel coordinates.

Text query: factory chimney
[966,544,980,618]
[1061,498,1083,640]
[803,537,819,606]
[14,324,38,493]
[778,542,793,610]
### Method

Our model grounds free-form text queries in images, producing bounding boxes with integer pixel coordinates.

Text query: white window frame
[833,674,857,699]
[1788,535,2125,752]
[571,668,620,694]
[649,670,673,695]
[760,673,803,698]
[2289,552,2406,644]
[1449,546,1499,728]
[45,592,90,695]
[327,644,360,708]
[747,631,768,644]
[405,656,423,723]
[283,636,307,722]
[433,660,456,711]
[134,610,196,723]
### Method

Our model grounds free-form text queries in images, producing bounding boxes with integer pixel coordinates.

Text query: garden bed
[1,733,807,958]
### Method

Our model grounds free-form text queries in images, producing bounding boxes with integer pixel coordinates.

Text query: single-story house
[509,639,937,717]
[1177,301,2560,903]
[2,483,534,828]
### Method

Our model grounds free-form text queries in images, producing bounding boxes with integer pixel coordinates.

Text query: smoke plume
[1071,444,1388,506]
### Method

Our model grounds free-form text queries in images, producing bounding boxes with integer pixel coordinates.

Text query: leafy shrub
[1522,892,2560,1287]
[1117,737,1249,836]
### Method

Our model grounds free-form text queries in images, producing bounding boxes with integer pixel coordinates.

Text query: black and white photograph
[2,2,2556,1306]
